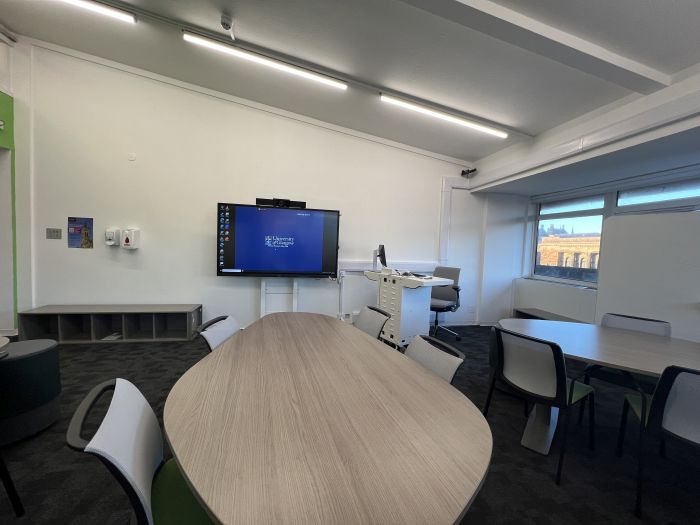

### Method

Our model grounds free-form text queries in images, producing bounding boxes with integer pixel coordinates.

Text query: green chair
[484,327,596,484]
[578,313,671,424]
[67,378,213,525]
[616,366,700,518]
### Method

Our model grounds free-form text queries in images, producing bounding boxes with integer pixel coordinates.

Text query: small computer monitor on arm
[377,244,387,268]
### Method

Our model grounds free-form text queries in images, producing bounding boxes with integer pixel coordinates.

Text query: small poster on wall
[67,217,94,249]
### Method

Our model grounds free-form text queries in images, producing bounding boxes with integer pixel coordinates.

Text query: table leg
[521,404,559,455]
[0,453,24,517]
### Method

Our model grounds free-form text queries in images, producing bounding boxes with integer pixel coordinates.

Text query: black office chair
[616,365,700,518]
[430,266,461,341]
[0,351,24,517]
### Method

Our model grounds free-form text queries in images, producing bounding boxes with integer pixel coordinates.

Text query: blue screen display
[217,204,339,277]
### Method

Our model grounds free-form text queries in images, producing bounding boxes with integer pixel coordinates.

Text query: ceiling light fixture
[59,0,136,24]
[380,94,508,139]
[183,33,347,91]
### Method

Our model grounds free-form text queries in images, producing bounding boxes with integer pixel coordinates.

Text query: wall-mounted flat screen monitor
[217,203,340,278]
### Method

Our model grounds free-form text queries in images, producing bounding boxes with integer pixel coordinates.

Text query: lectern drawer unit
[364,271,453,346]
[19,304,202,343]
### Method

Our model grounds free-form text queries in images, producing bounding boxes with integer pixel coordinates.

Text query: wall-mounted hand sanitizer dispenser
[105,228,121,246]
[122,229,140,250]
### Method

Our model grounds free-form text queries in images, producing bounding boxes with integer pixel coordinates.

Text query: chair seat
[152,458,214,525]
[430,298,456,311]
[566,379,594,406]
[586,365,657,394]
[625,393,650,424]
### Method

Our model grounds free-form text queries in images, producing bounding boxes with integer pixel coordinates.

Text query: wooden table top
[0,337,8,349]
[498,318,700,376]
[165,312,492,525]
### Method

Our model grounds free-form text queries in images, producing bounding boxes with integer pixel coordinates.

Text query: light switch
[46,228,62,240]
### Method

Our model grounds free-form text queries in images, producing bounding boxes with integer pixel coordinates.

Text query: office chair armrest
[367,306,391,319]
[196,315,228,334]
[66,379,117,451]
[421,336,466,361]
[453,285,461,310]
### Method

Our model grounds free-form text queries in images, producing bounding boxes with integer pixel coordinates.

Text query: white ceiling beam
[399,0,671,94]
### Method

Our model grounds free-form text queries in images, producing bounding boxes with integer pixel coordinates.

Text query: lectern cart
[364,271,453,346]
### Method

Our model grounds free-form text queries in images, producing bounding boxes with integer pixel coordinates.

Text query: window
[534,196,604,284]
[617,179,700,207]
[531,178,700,285]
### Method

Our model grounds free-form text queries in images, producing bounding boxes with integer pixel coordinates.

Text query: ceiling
[0,0,698,162]
[486,126,700,197]
[491,0,700,75]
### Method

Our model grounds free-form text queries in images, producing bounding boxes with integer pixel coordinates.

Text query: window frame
[529,178,700,287]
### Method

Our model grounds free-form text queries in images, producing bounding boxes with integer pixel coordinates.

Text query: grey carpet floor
[1,326,698,524]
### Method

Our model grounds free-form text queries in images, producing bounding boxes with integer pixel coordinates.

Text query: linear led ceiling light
[183,33,347,91]
[380,94,508,139]
[59,0,136,24]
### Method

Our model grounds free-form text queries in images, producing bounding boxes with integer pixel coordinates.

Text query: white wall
[513,278,597,324]
[441,187,484,325]
[0,41,10,94]
[478,194,529,324]
[12,41,520,327]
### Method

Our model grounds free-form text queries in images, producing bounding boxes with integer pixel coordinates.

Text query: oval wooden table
[497,318,700,454]
[165,312,492,525]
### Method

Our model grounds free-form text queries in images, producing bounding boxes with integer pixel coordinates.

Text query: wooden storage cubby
[154,313,188,340]
[19,305,202,343]
[92,314,124,341]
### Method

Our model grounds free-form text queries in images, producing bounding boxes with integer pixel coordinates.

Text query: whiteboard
[596,211,700,342]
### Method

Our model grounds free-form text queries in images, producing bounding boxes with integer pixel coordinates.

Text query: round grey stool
[0,339,61,445]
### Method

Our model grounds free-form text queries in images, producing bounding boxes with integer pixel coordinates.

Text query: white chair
[404,335,465,384]
[484,327,595,485]
[66,378,213,525]
[616,366,700,518]
[601,313,671,336]
[354,306,391,340]
[197,315,241,351]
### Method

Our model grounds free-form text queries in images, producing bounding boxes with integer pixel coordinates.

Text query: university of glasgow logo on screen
[265,235,295,249]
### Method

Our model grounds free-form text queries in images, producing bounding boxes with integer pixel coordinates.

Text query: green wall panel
[0,90,16,327]
[0,90,13,150]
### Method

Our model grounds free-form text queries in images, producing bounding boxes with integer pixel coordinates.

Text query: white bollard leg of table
[521,404,559,455]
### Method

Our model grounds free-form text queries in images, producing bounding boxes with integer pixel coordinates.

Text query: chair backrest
[601,313,671,337]
[647,366,700,445]
[354,306,391,339]
[200,316,241,351]
[431,266,460,302]
[404,335,465,384]
[67,379,163,525]
[493,327,567,406]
